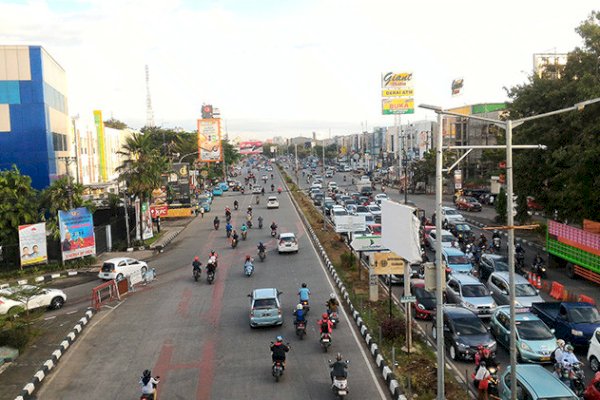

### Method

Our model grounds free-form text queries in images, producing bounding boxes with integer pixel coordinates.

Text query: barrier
[535,275,542,289]
[528,272,534,284]
[91,280,120,310]
[549,281,565,300]
[578,294,596,305]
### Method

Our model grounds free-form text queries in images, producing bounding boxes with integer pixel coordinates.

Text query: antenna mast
[145,65,155,127]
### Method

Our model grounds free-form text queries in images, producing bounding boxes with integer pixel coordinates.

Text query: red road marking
[176,287,193,318]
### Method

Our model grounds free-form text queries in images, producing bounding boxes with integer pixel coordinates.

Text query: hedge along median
[280,166,469,400]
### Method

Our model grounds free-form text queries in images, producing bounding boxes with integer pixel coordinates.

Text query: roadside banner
[454,169,462,189]
[59,207,96,261]
[373,252,405,275]
[150,205,168,218]
[197,118,222,162]
[18,223,47,266]
[334,215,366,233]
[381,200,422,263]
[350,235,387,252]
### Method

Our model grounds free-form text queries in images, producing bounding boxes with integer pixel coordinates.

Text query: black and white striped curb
[463,217,546,252]
[14,308,95,400]
[149,227,183,251]
[281,174,406,400]
[0,270,81,290]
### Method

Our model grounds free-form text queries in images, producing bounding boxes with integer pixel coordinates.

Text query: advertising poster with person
[18,222,48,266]
[58,207,96,261]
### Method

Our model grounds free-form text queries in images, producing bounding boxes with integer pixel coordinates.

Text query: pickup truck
[531,302,600,347]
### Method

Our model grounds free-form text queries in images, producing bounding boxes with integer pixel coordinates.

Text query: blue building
[0,45,70,189]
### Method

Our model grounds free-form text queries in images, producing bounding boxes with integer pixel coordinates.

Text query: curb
[280,169,404,400]
[0,270,82,290]
[149,227,184,251]
[14,308,95,400]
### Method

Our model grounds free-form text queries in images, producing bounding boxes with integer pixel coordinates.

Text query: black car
[313,193,325,206]
[447,222,474,241]
[360,187,373,196]
[432,305,497,361]
[477,254,509,283]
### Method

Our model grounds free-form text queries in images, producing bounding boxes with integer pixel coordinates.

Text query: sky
[0,0,598,140]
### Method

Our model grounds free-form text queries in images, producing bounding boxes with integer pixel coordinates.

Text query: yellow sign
[373,252,405,275]
[197,118,222,162]
[164,208,194,218]
[340,146,347,155]
[382,88,414,97]
[382,98,414,115]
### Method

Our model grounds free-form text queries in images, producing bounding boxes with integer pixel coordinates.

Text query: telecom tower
[145,65,155,127]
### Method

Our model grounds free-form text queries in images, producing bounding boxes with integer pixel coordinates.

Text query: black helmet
[143,369,151,378]
[302,283,307,288]
[479,361,486,368]
[336,352,343,361]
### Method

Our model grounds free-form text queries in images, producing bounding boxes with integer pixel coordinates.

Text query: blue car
[201,201,211,212]
[442,247,473,274]
[212,186,223,196]
[219,182,229,191]
[498,365,578,400]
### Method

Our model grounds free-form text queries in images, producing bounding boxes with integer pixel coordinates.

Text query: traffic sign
[400,296,416,303]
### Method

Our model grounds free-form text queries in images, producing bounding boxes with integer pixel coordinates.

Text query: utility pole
[294,144,299,183]
[58,156,76,209]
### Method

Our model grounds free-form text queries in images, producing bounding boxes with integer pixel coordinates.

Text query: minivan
[445,274,496,318]
[248,288,283,328]
[487,272,543,308]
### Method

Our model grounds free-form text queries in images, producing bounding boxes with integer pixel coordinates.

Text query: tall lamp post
[421,96,600,400]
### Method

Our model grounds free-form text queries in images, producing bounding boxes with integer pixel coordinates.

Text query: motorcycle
[328,311,339,329]
[214,221,220,230]
[225,214,231,223]
[258,249,266,261]
[241,231,247,240]
[247,220,253,229]
[231,238,238,248]
[301,299,310,315]
[320,333,332,352]
[272,360,284,382]
[295,320,306,340]
[472,364,499,398]
[492,236,501,252]
[193,268,201,282]
[244,262,254,277]
[532,259,547,279]
[256,197,260,205]
[226,229,232,238]
[234,203,239,210]
[206,268,215,284]
[258,218,263,229]
[343,175,346,182]
[329,361,350,398]
[562,362,585,396]
[515,252,526,275]
[271,228,277,237]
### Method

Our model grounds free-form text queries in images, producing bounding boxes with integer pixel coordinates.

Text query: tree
[495,187,507,223]
[103,118,128,130]
[0,167,40,246]
[507,11,600,222]
[222,140,241,165]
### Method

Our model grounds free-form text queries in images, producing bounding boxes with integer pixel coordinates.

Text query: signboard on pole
[350,235,387,252]
[59,207,96,261]
[18,223,47,266]
[381,200,422,263]
[197,118,222,162]
[454,169,462,189]
[373,252,405,275]
[169,163,191,204]
[150,205,168,218]
[381,72,415,115]
[334,215,366,233]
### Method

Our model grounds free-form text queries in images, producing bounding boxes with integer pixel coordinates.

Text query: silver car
[445,274,496,318]
[487,272,543,308]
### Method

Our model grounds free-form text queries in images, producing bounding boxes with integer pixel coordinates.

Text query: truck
[547,219,600,284]
[531,302,600,347]
[356,176,372,192]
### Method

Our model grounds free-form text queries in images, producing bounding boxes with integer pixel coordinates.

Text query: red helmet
[322,313,329,319]
[482,348,491,357]
[194,256,199,261]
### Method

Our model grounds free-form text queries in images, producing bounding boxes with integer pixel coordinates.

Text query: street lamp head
[419,104,443,112]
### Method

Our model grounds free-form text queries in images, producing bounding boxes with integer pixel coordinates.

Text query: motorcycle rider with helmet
[192,256,202,275]
[294,303,306,325]
[318,313,334,338]
[270,336,290,369]
[139,369,160,399]
[298,283,311,303]
[329,353,348,383]
[326,293,339,314]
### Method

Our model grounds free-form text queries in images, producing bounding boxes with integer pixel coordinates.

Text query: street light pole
[434,111,445,400]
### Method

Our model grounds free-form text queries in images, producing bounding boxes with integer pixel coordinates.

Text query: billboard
[373,252,405,275]
[197,118,222,162]
[135,201,154,240]
[169,163,191,204]
[350,235,387,252]
[239,141,264,155]
[18,223,47,266]
[381,72,414,115]
[382,98,414,115]
[334,215,366,233]
[58,207,96,261]
[381,200,421,263]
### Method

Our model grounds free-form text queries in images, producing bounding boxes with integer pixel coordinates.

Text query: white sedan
[278,233,299,253]
[0,285,67,315]
[98,257,148,281]
[426,229,457,251]
[267,196,280,209]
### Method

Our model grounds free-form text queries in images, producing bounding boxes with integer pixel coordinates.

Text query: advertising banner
[451,78,464,96]
[381,72,413,88]
[18,223,47,266]
[150,205,168,218]
[59,207,96,261]
[381,200,422,263]
[382,98,414,115]
[140,202,154,240]
[350,235,387,252]
[93,110,108,182]
[197,118,222,162]
[239,141,264,155]
[169,163,191,204]
[454,169,462,189]
[381,72,414,115]
[373,252,405,275]
[334,215,366,233]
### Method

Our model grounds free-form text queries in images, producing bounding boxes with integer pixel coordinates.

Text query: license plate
[286,244,291,247]
[540,356,550,361]
[322,339,330,343]
[264,314,271,317]
[338,390,347,395]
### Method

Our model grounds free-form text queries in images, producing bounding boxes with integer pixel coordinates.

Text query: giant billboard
[381,72,414,115]
[239,141,264,155]
[58,207,96,261]
[18,223,47,267]
[197,118,222,162]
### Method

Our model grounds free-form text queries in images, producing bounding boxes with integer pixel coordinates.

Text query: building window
[52,132,67,151]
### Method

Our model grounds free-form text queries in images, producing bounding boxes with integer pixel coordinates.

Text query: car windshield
[356,206,369,213]
[447,255,469,264]
[568,307,600,324]
[414,287,435,299]
[455,224,470,232]
[461,285,489,297]
[253,299,277,308]
[280,236,296,243]
[514,283,538,296]
[441,235,455,243]
[369,206,381,212]
[445,209,458,215]
[453,317,488,335]
[516,319,554,340]
[493,260,509,271]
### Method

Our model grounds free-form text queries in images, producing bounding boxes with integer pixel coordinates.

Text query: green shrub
[340,252,356,269]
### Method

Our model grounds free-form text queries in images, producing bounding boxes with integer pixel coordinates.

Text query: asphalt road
[290,166,598,392]
[36,166,389,400]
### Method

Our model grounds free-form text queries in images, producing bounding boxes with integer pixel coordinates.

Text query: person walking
[200,206,205,218]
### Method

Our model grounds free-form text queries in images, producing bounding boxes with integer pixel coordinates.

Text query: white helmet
[296,303,303,310]
[330,293,336,300]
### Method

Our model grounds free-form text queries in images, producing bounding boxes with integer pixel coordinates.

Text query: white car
[0,285,67,314]
[98,257,149,281]
[441,206,465,226]
[266,166,273,171]
[426,229,457,251]
[252,186,263,195]
[587,327,600,372]
[345,204,358,214]
[367,204,382,222]
[374,193,389,204]
[278,233,299,253]
[328,182,338,191]
[267,196,280,209]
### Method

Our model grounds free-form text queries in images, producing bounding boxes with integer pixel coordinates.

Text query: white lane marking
[285,180,389,400]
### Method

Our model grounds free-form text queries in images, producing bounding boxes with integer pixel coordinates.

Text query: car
[219,182,229,191]
[360,186,373,196]
[374,193,389,204]
[498,365,579,400]
[355,205,370,215]
[432,305,497,361]
[267,196,279,209]
[266,166,273,171]
[331,206,348,218]
[200,200,211,212]
[455,196,482,212]
[477,254,509,283]
[337,195,350,204]
[345,204,357,214]
[0,285,67,314]
[440,206,465,226]
[367,204,382,222]
[588,327,600,372]
[490,307,557,363]
[447,222,474,241]
[327,181,338,191]
[325,171,333,178]
[584,371,600,400]
[278,233,299,253]
[367,223,382,236]
[99,257,149,281]
[487,272,543,308]
[324,199,336,215]
[445,274,496,318]
[411,279,436,320]
[251,186,263,195]
[248,288,283,328]
[343,165,351,172]
[426,229,456,251]
[313,193,325,206]
[441,247,473,274]
[212,186,223,196]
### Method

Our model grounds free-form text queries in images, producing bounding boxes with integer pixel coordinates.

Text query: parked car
[441,206,465,226]
[498,365,579,400]
[426,229,456,251]
[278,233,299,253]
[441,247,473,274]
[99,257,148,281]
[490,307,557,363]
[455,196,482,212]
[478,254,509,283]
[487,272,543,308]
[0,285,67,315]
[588,327,600,372]
[248,288,283,328]
[445,274,496,318]
[411,279,436,320]
[531,302,600,347]
[431,305,497,361]
[267,196,279,209]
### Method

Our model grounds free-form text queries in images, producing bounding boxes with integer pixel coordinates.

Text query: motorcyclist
[231,230,239,244]
[225,206,231,217]
[255,195,260,205]
[492,230,501,241]
[534,253,544,266]
[209,250,218,267]
[192,256,202,274]
[139,369,159,400]
[329,353,348,383]
[474,361,491,398]
[294,303,306,325]
[552,339,566,364]
[271,183,275,192]
[475,347,496,370]
[233,200,239,210]
[258,215,264,229]
[343,175,346,182]
[271,173,274,180]
[270,336,290,368]
[277,186,282,194]
[261,187,265,196]
[318,312,334,338]
[326,293,339,314]
[257,242,266,253]
[225,222,233,236]
[561,344,579,371]
[478,233,488,249]
[298,283,311,303]
[244,255,254,272]
[206,257,217,277]
[270,221,278,234]
[213,216,220,229]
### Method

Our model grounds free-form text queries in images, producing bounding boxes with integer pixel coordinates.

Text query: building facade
[0,45,70,189]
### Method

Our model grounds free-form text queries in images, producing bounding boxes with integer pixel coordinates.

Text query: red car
[410,279,436,320]
[585,372,600,400]
[455,196,482,212]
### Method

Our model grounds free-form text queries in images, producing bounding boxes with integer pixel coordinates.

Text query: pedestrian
[474,361,491,400]
[200,207,205,218]
[156,216,161,233]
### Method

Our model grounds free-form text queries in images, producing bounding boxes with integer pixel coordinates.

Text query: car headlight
[520,342,532,352]
[417,303,425,310]
[571,329,584,337]
[462,301,475,309]
[457,341,469,349]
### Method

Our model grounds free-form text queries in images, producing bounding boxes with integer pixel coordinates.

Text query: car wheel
[590,356,600,372]
[449,345,459,361]
[50,296,65,310]
[116,273,124,281]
